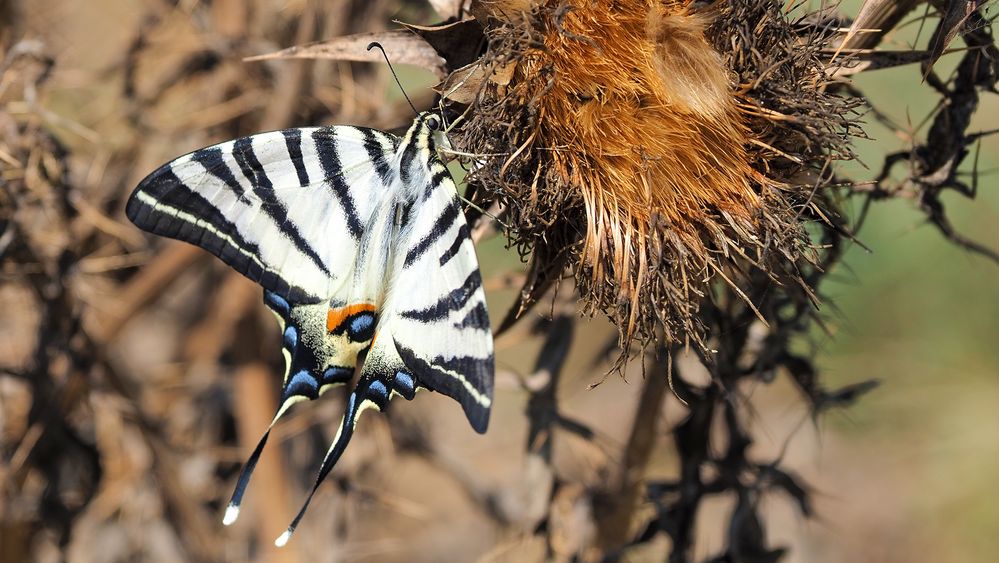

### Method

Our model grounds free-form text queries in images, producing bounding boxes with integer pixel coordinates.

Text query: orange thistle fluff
[528,1,761,335]
[535,2,759,229]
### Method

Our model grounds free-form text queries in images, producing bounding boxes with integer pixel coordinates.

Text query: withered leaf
[925,0,983,76]
[834,0,923,57]
[437,59,516,103]
[762,465,813,517]
[400,18,485,71]
[825,48,943,76]
[244,30,447,79]
[817,379,881,411]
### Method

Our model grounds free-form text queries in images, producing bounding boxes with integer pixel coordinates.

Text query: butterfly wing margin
[125,126,398,303]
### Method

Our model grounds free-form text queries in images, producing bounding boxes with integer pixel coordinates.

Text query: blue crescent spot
[347,313,375,342]
[285,370,318,398]
[283,326,298,350]
[394,371,416,399]
[322,366,353,386]
[264,290,291,315]
[368,380,389,401]
[350,314,373,334]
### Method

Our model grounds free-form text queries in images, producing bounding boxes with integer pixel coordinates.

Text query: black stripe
[433,354,494,383]
[126,168,315,303]
[398,201,413,228]
[438,224,469,267]
[360,128,393,186]
[283,129,310,186]
[404,200,460,267]
[421,164,451,201]
[400,269,482,322]
[395,341,492,434]
[430,166,450,186]
[190,147,250,203]
[454,301,490,330]
[398,134,420,186]
[232,137,332,278]
[313,128,364,239]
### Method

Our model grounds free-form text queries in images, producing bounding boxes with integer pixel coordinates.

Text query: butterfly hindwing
[222,290,376,524]
[344,117,493,436]
[383,155,493,431]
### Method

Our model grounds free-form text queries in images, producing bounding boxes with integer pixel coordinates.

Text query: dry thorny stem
[2,1,998,562]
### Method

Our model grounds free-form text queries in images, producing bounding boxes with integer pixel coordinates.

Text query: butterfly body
[126,112,493,544]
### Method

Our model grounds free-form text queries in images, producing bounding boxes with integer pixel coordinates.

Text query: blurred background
[1,1,997,562]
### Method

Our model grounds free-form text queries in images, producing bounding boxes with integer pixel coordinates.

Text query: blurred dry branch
[1,0,412,559]
[855,5,999,264]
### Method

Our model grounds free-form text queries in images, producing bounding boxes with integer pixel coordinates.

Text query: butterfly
[126,111,494,546]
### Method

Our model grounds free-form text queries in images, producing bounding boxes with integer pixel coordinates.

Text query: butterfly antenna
[367,42,418,116]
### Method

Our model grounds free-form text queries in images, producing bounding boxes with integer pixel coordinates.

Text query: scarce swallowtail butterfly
[125,111,494,546]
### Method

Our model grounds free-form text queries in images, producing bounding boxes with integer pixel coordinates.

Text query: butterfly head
[408,111,452,155]
[415,111,446,139]
[425,113,442,132]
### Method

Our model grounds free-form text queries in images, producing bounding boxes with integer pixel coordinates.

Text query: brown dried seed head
[457,0,845,349]
[527,1,761,328]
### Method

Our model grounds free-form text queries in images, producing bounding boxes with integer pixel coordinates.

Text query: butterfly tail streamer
[225,291,359,526]
[223,425,274,525]
[275,377,391,547]
[224,367,358,527]
[222,380,312,525]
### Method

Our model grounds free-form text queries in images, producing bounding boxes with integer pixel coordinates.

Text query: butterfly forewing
[126,126,398,303]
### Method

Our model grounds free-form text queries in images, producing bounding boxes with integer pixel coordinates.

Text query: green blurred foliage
[808,19,999,561]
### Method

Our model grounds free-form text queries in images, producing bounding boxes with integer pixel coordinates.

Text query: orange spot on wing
[326,303,376,332]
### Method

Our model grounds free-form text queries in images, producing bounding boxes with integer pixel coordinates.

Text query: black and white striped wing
[271,126,495,547]
[383,161,493,431]
[345,155,493,432]
[125,126,398,304]
[129,113,496,547]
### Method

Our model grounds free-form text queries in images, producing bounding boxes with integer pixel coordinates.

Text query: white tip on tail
[275,530,293,548]
[222,505,240,526]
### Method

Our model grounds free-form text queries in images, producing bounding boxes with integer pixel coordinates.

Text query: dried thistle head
[452,0,854,353]
[528,2,763,337]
